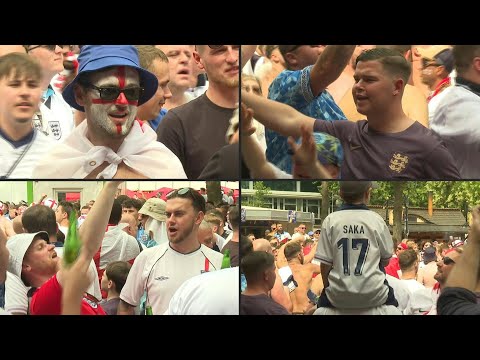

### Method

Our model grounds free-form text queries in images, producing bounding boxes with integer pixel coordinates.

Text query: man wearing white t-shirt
[275,223,291,244]
[0,53,54,178]
[118,187,223,315]
[24,45,74,142]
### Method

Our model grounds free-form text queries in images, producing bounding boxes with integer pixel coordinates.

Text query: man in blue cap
[32,45,186,179]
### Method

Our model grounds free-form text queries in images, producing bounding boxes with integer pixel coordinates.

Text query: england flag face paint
[86,66,140,137]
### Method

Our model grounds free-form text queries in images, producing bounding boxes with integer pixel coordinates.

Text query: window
[55,190,81,203]
[284,198,297,211]
[263,198,273,208]
[275,198,284,210]
[262,181,296,192]
[300,182,320,193]
[241,182,251,189]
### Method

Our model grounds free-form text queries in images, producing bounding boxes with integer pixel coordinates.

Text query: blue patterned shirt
[267,65,347,173]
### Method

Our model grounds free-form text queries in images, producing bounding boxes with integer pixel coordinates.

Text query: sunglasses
[315,231,321,234]
[442,256,455,265]
[83,83,144,101]
[27,45,66,52]
[167,187,196,199]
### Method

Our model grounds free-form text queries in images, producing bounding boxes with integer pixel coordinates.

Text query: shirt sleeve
[423,143,460,179]
[268,66,315,108]
[4,272,29,315]
[437,287,480,315]
[156,110,186,168]
[119,250,150,307]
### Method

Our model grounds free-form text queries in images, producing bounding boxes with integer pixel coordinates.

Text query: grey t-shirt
[240,294,290,315]
[156,94,234,179]
[313,119,460,179]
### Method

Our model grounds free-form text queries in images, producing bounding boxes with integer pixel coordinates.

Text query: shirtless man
[283,241,320,314]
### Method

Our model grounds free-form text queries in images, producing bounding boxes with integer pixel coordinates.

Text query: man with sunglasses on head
[157,45,239,179]
[24,45,74,142]
[118,188,223,315]
[32,45,186,179]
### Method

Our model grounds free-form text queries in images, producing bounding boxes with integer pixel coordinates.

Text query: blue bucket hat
[62,45,158,111]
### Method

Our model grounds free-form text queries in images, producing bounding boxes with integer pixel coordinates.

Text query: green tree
[206,181,222,206]
[247,181,271,208]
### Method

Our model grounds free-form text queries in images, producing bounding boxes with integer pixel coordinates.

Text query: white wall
[124,181,239,190]
[0,181,28,203]
[0,181,240,204]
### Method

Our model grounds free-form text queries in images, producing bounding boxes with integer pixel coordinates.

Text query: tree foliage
[247,181,272,208]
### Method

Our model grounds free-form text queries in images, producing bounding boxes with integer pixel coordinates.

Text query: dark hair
[452,45,480,75]
[22,205,57,237]
[241,251,274,283]
[284,241,302,261]
[108,200,122,225]
[105,261,131,293]
[115,195,130,206]
[228,205,239,231]
[241,235,254,256]
[356,48,411,84]
[0,52,42,82]
[81,205,90,211]
[398,249,418,271]
[168,188,206,214]
[58,201,74,219]
[122,198,142,211]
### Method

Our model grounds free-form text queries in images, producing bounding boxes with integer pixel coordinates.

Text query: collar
[42,85,55,109]
[0,127,35,149]
[455,77,480,97]
[339,203,369,211]
[427,77,451,102]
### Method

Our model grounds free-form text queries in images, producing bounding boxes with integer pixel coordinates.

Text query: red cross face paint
[86,66,140,138]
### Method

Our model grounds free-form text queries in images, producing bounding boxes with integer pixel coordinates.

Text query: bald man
[197,220,216,250]
[120,213,139,240]
[253,238,292,313]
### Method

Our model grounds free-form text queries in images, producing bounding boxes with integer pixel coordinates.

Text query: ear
[108,280,113,290]
[22,263,32,273]
[74,84,87,107]
[284,52,297,68]
[193,51,205,71]
[473,57,480,72]
[393,77,404,95]
[195,211,205,225]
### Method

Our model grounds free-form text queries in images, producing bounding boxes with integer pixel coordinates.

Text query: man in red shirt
[6,181,121,315]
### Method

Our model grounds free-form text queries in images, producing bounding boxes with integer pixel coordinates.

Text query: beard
[89,104,137,138]
[168,219,196,245]
[204,66,239,89]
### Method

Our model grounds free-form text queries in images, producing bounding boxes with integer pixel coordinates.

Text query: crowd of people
[0,45,240,179]
[0,183,239,315]
[240,181,476,315]
[241,45,480,180]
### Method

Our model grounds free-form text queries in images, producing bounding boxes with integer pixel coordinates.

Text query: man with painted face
[32,45,186,179]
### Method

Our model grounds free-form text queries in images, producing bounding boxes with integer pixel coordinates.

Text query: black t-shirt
[313,119,460,179]
[199,143,239,180]
[156,94,234,179]
[240,294,290,315]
